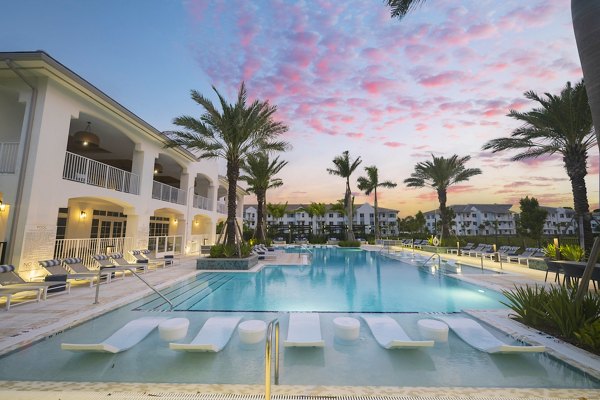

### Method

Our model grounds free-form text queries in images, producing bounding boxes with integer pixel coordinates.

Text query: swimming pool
[0,248,598,389]
[135,248,505,312]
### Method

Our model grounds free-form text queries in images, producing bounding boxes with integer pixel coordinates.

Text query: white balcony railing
[63,151,140,195]
[148,235,183,255]
[54,237,135,267]
[217,201,227,214]
[0,142,19,173]
[152,181,186,205]
[192,194,211,210]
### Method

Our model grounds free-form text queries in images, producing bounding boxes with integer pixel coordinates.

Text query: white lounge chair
[61,317,167,353]
[435,316,545,354]
[284,313,325,347]
[169,316,242,352]
[361,315,434,349]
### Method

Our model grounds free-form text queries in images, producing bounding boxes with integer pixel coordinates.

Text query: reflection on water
[138,248,507,313]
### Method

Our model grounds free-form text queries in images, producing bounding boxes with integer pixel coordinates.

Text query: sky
[2,0,598,217]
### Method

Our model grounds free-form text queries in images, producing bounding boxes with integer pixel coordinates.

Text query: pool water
[0,248,598,389]
[135,248,506,312]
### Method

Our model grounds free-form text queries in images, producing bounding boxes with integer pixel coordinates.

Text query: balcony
[192,194,211,211]
[217,201,227,214]
[152,181,186,205]
[63,151,139,194]
[0,142,19,173]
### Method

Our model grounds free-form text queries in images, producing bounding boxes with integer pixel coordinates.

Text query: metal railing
[0,142,19,173]
[94,266,173,309]
[54,237,135,267]
[192,194,211,210]
[152,181,186,205]
[63,151,140,195]
[264,318,280,400]
[217,201,227,214]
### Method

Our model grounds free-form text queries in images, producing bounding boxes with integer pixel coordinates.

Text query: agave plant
[559,244,585,261]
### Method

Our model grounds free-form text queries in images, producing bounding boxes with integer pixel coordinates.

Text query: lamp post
[288,224,292,244]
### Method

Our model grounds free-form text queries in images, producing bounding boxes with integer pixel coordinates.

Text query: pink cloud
[383,142,405,148]
[418,71,466,87]
[346,132,364,139]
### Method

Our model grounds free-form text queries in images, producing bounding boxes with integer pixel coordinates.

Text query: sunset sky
[2,0,597,217]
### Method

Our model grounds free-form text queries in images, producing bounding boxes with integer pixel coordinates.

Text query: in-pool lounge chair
[0,264,70,300]
[284,313,325,347]
[61,317,168,353]
[170,316,242,352]
[39,259,103,288]
[362,315,434,349]
[435,316,545,354]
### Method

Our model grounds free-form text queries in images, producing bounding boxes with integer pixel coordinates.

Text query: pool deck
[1,247,599,399]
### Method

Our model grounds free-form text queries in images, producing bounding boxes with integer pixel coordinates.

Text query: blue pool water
[135,248,506,312]
[0,248,598,388]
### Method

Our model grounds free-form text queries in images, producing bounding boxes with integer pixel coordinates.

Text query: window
[329,213,333,218]
[360,213,364,218]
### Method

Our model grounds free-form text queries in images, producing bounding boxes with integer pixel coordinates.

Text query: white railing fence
[0,142,19,173]
[63,151,140,195]
[192,194,211,210]
[148,235,183,255]
[152,181,186,205]
[54,237,135,267]
[217,201,227,214]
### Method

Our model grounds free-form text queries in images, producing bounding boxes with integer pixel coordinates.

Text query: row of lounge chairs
[447,243,545,266]
[0,250,172,310]
[60,313,544,354]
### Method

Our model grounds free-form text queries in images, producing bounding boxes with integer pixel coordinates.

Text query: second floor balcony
[152,181,186,205]
[63,151,140,195]
[0,142,19,174]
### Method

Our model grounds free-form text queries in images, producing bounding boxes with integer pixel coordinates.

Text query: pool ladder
[422,253,442,268]
[264,318,280,400]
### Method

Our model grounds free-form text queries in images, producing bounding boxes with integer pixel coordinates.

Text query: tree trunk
[346,179,355,241]
[374,188,379,240]
[255,190,266,243]
[226,160,239,247]
[565,154,593,252]
[437,189,450,238]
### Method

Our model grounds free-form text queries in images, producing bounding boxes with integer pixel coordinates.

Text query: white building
[0,51,246,278]
[244,203,399,237]
[423,204,581,237]
[424,204,516,236]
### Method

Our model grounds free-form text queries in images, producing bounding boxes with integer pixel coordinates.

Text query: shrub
[575,320,600,353]
[559,244,585,261]
[542,243,559,259]
[338,240,361,247]
[501,285,548,327]
[222,244,237,258]
[209,244,225,258]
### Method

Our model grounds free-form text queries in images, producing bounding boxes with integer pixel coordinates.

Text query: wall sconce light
[173,218,178,224]
[0,201,5,212]
[80,210,87,220]
[194,220,199,226]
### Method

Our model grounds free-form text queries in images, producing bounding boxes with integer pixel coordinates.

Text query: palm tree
[327,151,362,240]
[168,83,289,249]
[240,153,288,243]
[266,202,288,239]
[309,202,328,237]
[357,165,397,240]
[482,80,596,251]
[404,154,482,238]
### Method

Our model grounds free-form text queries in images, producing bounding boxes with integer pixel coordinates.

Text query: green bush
[338,240,361,247]
[575,320,600,353]
[209,244,224,258]
[209,242,252,258]
[559,244,585,261]
[502,284,600,352]
[542,243,559,259]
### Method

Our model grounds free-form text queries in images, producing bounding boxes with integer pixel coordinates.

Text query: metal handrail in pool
[421,252,442,268]
[93,267,174,310]
[264,318,280,400]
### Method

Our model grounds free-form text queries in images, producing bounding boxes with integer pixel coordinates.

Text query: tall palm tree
[482,80,596,251]
[357,165,397,240]
[327,151,362,240]
[309,202,328,237]
[404,154,482,238]
[168,83,289,249]
[240,153,288,243]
